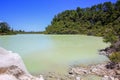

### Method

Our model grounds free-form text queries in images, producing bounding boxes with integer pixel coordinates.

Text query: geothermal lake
[0,34,109,74]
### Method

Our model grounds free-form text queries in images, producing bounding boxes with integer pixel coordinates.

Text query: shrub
[108,52,120,63]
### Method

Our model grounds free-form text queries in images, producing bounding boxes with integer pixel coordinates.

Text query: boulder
[0,47,44,80]
[0,47,28,74]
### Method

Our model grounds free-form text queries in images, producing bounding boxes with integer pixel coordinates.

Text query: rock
[99,40,120,56]
[0,74,17,80]
[69,71,73,75]
[108,70,116,76]
[71,67,88,75]
[106,62,116,69]
[99,50,107,55]
[0,47,28,74]
[114,78,119,80]
[0,47,44,80]
[115,70,120,75]
[39,75,44,80]
[102,76,114,80]
[75,76,81,80]
[103,76,120,80]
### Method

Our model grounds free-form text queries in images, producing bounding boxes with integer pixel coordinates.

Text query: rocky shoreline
[39,62,120,80]
[68,62,120,80]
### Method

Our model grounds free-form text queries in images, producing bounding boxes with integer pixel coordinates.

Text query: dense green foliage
[109,52,120,63]
[45,0,120,43]
[0,22,16,35]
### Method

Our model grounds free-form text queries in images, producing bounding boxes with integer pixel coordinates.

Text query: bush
[108,52,120,63]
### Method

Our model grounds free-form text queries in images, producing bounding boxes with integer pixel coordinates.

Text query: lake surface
[0,34,109,74]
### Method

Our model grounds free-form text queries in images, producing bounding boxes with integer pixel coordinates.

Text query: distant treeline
[0,22,43,35]
[45,0,120,43]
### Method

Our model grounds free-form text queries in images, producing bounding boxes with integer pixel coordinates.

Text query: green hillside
[45,0,120,43]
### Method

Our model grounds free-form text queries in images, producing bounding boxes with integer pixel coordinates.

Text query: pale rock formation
[0,47,44,80]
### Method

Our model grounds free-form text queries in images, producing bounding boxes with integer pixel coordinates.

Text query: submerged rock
[0,47,44,80]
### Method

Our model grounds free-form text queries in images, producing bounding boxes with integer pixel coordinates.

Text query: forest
[45,0,120,44]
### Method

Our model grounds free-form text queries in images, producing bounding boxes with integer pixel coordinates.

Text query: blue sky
[0,0,117,31]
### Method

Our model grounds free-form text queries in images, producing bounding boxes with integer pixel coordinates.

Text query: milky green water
[0,34,109,74]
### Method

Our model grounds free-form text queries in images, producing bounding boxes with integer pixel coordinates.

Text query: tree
[0,22,10,33]
[0,22,16,35]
